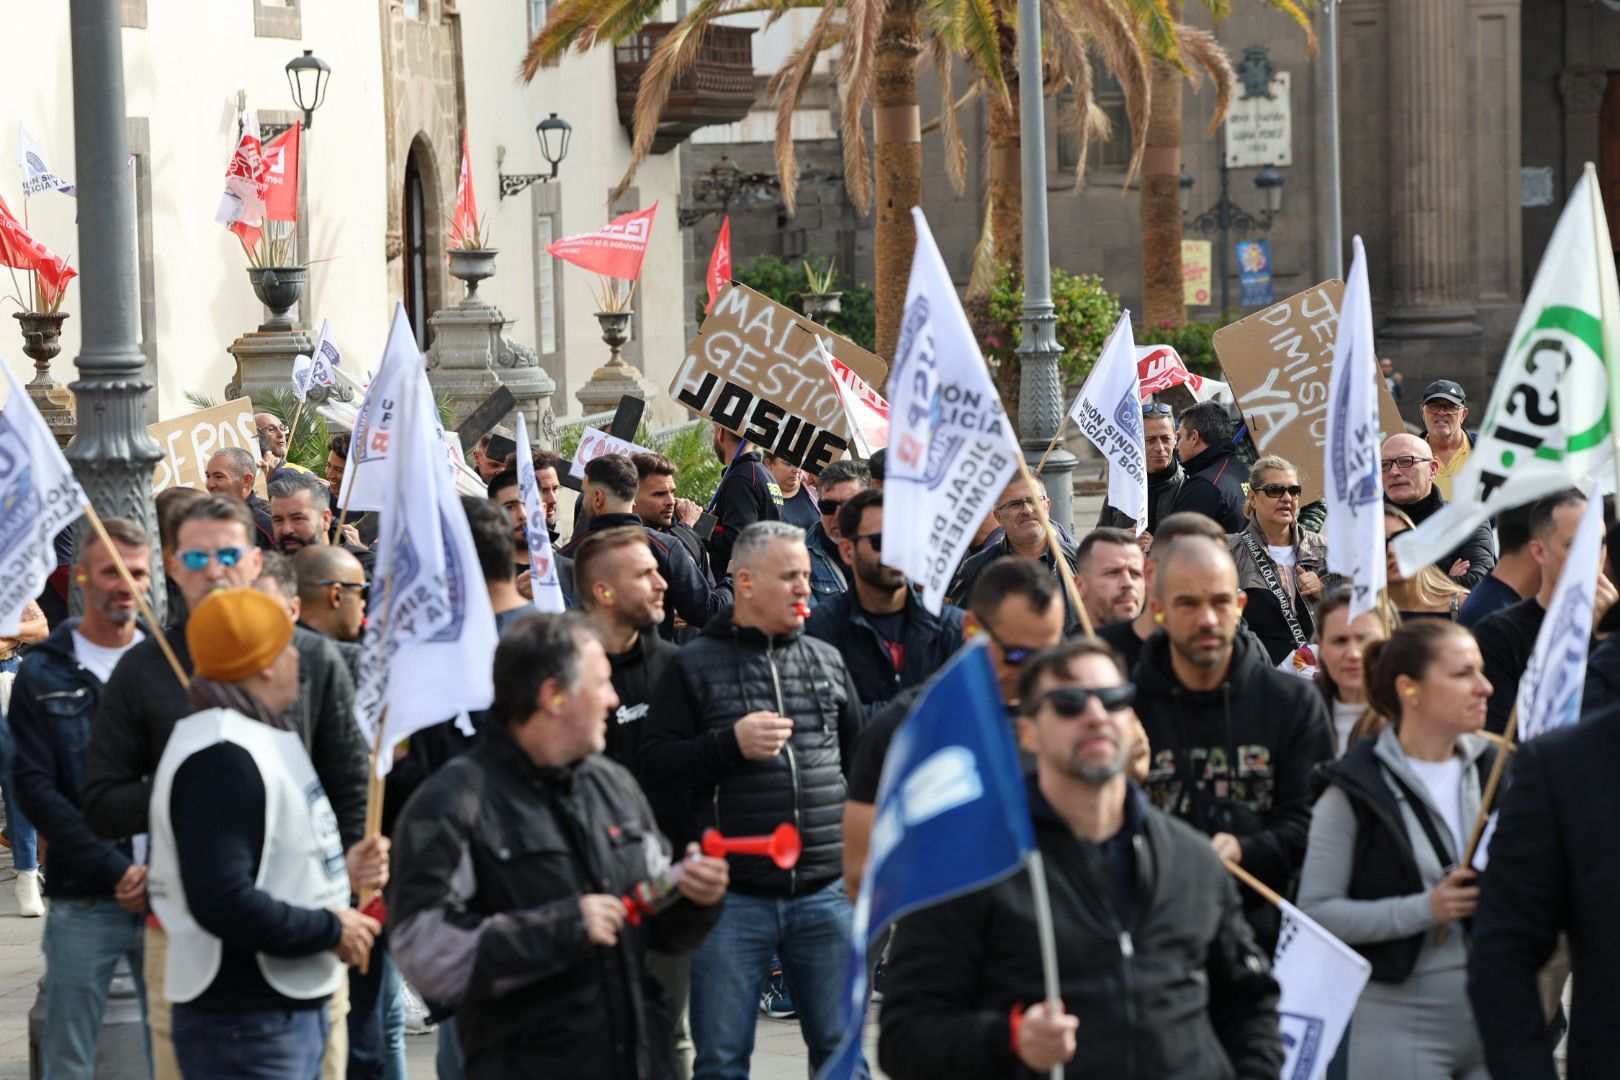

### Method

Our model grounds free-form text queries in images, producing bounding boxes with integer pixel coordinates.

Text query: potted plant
[798,258,842,323]
[240,222,307,331]
[7,254,75,403]
[445,211,498,304]
[591,277,636,371]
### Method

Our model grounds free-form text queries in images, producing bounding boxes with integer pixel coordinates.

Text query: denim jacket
[805,522,849,610]
[10,620,137,898]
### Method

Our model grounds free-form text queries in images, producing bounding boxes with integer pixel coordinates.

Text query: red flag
[1135,344,1193,396]
[451,130,479,246]
[262,124,300,223]
[546,204,659,281]
[705,216,732,313]
[0,193,76,307]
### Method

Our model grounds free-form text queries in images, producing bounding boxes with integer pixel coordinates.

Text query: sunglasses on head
[1142,402,1174,417]
[1034,684,1136,717]
[1255,483,1303,499]
[179,547,244,571]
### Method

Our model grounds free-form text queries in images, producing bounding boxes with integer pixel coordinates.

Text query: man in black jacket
[1468,701,1620,1079]
[805,490,965,717]
[204,446,277,551]
[10,518,156,1076]
[1164,402,1248,533]
[878,638,1282,1079]
[704,425,784,577]
[950,474,1083,634]
[639,521,865,1078]
[633,451,715,586]
[1098,403,1183,546]
[562,454,729,638]
[1133,535,1333,948]
[390,614,728,1078]
[1380,432,1496,588]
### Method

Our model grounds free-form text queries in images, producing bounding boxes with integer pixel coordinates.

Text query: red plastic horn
[701,823,802,869]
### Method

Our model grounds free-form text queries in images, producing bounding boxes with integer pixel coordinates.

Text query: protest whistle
[700,823,802,869]
[793,602,812,620]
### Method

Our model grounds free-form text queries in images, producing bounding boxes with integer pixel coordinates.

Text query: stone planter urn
[13,311,75,444]
[575,309,657,415]
[448,247,499,305]
[247,266,307,331]
[594,310,634,371]
[799,292,842,323]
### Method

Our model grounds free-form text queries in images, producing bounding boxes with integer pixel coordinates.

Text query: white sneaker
[15,870,42,918]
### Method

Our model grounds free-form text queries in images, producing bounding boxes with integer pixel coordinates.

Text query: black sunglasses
[984,625,1039,666]
[1035,684,1137,717]
[852,532,882,552]
[1255,483,1303,500]
[320,579,370,602]
[819,498,844,518]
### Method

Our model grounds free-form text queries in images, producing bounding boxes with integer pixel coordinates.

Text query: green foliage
[555,416,721,504]
[965,263,1124,386]
[1136,318,1220,379]
[718,255,878,353]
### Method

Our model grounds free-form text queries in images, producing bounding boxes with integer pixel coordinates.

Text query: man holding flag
[875,639,1282,1079]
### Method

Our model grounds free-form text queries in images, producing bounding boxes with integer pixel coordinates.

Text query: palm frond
[965,187,997,300]
[1118,0,1184,65]
[836,0,886,213]
[1263,0,1317,54]
[771,1,843,213]
[594,0,689,44]
[1175,24,1235,136]
[920,36,969,194]
[919,83,981,135]
[1067,0,1152,186]
[520,0,604,79]
[953,0,1010,107]
[1040,2,1105,190]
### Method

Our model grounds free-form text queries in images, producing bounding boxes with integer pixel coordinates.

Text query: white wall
[4,3,390,421]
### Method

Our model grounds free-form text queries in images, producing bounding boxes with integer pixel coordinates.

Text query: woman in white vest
[147,589,383,1079]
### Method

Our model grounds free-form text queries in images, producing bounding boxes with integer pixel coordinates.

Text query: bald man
[294,546,368,645]
[1129,535,1332,948]
[1380,432,1495,588]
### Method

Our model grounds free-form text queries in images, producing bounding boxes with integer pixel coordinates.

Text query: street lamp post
[285,49,331,131]
[1014,0,1075,525]
[1184,159,1284,313]
[65,0,164,624]
[499,113,573,199]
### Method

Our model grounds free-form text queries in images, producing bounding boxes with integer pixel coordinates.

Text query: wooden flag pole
[1013,455,1095,639]
[1224,859,1286,909]
[285,400,306,449]
[81,503,189,689]
[1435,703,1518,946]
[1033,415,1072,475]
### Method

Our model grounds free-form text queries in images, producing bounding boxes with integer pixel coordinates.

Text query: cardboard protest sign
[671,283,887,474]
[1213,280,1404,504]
[149,398,268,498]
[569,426,657,480]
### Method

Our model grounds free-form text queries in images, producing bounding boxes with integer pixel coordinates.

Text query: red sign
[705,216,731,314]
[546,204,659,281]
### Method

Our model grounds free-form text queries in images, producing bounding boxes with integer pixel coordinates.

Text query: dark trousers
[347,938,389,1080]
[171,1003,328,1080]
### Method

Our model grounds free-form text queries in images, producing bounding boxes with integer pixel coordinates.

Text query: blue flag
[817,640,1036,1080]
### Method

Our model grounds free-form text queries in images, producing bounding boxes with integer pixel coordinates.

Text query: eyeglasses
[818,498,844,518]
[1033,684,1137,718]
[1255,483,1303,500]
[983,625,1041,666]
[996,495,1049,514]
[259,423,290,435]
[320,579,369,602]
[1380,455,1433,472]
[852,532,882,552]
[1142,402,1174,417]
[179,547,244,571]
[1422,401,1462,414]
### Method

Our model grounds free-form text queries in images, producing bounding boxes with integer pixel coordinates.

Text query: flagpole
[1023,850,1066,1080]
[1014,455,1094,638]
[1033,415,1072,474]
[81,503,189,689]
[1224,858,1286,909]
[1435,703,1517,946]
[286,399,306,450]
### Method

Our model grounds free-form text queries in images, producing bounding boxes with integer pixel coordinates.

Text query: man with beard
[10,518,157,1073]
[1098,402,1182,548]
[530,448,565,546]
[1163,402,1248,534]
[878,640,1283,1080]
[268,474,374,577]
[804,460,870,610]
[1381,431,1495,588]
[806,490,964,716]
[1131,535,1333,948]
[1419,380,1475,501]
[950,475,1082,635]
[704,424,783,577]
[1074,528,1146,632]
[632,452,713,586]
[488,467,574,603]
[323,434,378,547]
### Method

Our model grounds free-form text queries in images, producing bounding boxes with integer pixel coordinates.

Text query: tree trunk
[872,0,922,361]
[1139,3,1186,331]
[987,31,1023,425]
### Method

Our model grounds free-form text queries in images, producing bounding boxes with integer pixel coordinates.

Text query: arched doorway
[401,136,442,350]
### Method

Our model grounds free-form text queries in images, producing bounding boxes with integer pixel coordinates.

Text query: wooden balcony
[615,23,755,154]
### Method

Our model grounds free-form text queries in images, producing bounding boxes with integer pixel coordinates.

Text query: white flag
[17,125,75,198]
[1323,237,1387,621]
[353,354,497,776]
[1069,312,1147,534]
[339,307,419,513]
[1273,899,1371,1080]
[514,412,567,613]
[1394,164,1620,576]
[818,339,890,458]
[293,319,342,402]
[883,208,1023,613]
[1517,485,1605,740]
[0,362,89,635]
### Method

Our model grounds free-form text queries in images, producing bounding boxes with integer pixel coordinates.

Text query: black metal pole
[1218,164,1231,315]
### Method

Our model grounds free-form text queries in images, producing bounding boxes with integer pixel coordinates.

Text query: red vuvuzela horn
[701,824,801,869]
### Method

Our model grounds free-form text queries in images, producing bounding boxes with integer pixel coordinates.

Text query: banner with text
[671,283,887,473]
[148,398,267,498]
[1213,280,1405,504]
[568,426,657,480]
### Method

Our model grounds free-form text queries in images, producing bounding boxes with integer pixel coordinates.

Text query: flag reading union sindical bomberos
[1069,312,1147,533]
[882,208,1022,614]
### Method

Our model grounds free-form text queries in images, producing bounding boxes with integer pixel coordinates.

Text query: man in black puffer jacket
[1163,402,1249,533]
[1132,535,1333,950]
[640,521,865,1079]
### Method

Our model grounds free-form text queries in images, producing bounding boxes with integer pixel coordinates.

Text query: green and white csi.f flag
[1393,163,1620,577]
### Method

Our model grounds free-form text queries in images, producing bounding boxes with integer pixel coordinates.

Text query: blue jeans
[171,1003,328,1080]
[41,898,149,1080]
[435,1015,463,1080]
[382,953,407,1080]
[2,773,37,873]
[689,881,864,1080]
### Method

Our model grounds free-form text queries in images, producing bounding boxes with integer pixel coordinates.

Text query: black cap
[1422,379,1466,406]
[868,448,886,482]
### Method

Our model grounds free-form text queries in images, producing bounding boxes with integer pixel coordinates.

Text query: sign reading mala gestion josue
[671,283,888,472]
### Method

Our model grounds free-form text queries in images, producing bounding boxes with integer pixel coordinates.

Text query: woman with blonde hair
[1299,619,1495,1078]
[1384,507,1469,622]
[1313,588,1391,756]
[1228,454,1333,664]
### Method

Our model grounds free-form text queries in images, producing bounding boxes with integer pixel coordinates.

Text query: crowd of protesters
[0,376,1616,1080]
